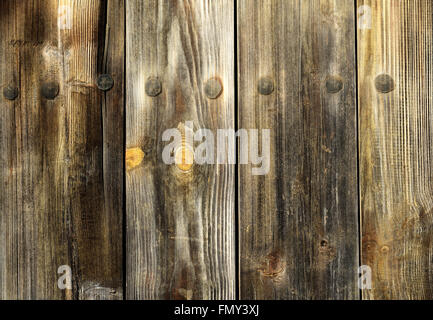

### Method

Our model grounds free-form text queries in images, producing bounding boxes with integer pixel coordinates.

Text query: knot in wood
[175,144,194,172]
[380,245,390,253]
[126,147,145,171]
[320,239,328,248]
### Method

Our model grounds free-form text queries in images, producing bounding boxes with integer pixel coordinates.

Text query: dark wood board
[0,0,124,300]
[238,0,359,299]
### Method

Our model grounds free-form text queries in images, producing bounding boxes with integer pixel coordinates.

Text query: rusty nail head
[375,74,395,93]
[41,82,59,100]
[204,78,222,99]
[3,85,19,100]
[325,75,343,94]
[97,74,114,91]
[258,77,274,95]
[145,77,162,97]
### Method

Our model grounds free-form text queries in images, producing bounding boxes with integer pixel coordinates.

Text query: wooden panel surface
[238,0,359,299]
[358,0,433,299]
[126,0,235,299]
[0,0,432,302]
[0,0,123,299]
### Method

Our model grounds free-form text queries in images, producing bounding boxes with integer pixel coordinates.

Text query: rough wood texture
[126,0,235,299]
[238,0,359,299]
[0,0,123,299]
[358,0,433,299]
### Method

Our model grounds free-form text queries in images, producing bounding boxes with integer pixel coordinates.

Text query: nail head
[3,86,19,100]
[258,77,274,95]
[375,74,395,93]
[41,82,59,100]
[97,74,114,91]
[325,76,343,94]
[204,78,222,99]
[145,77,162,97]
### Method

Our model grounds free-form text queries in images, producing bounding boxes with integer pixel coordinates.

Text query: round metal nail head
[258,77,274,95]
[3,86,19,100]
[375,74,395,93]
[204,78,222,99]
[97,74,114,91]
[325,76,343,94]
[41,82,59,100]
[145,77,162,97]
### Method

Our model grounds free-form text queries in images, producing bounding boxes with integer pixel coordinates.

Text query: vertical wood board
[358,0,433,299]
[126,0,235,299]
[238,0,359,299]
[0,0,124,300]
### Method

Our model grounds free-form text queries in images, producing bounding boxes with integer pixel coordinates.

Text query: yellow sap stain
[175,144,194,172]
[126,147,145,171]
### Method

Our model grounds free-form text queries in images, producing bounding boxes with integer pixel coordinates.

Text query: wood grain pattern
[0,0,123,299]
[238,0,359,299]
[1,0,432,302]
[358,0,433,299]
[126,0,235,299]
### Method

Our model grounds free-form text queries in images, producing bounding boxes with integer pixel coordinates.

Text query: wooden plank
[126,0,235,299]
[238,0,359,299]
[358,0,433,299]
[0,0,123,299]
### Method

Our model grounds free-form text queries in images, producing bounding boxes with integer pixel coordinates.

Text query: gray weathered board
[0,0,432,300]
[238,0,359,299]
[125,0,236,299]
[358,0,433,299]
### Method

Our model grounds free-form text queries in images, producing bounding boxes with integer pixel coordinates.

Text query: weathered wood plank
[0,0,123,299]
[238,0,359,299]
[126,0,235,299]
[358,0,433,299]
